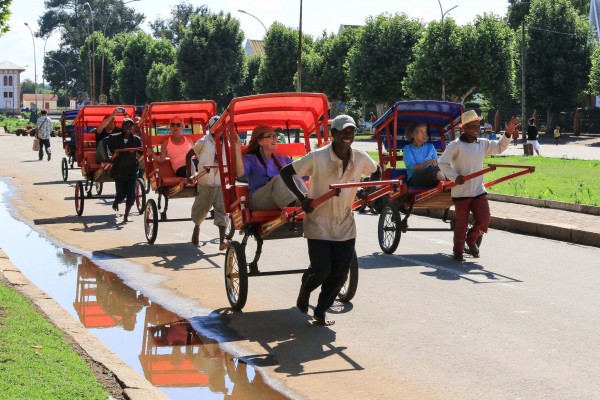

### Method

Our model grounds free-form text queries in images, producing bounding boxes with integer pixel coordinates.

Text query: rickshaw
[211,93,402,310]
[60,109,79,181]
[374,100,535,254]
[72,105,146,216]
[141,100,218,244]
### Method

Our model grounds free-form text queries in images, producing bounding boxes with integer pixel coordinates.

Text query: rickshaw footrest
[248,268,307,277]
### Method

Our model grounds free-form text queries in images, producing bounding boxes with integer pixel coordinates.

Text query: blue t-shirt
[242,153,293,196]
[402,143,438,180]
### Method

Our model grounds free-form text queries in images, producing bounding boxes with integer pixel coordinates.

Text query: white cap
[331,115,357,131]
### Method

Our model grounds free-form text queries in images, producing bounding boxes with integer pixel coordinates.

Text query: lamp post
[41,30,54,111]
[47,57,67,107]
[436,0,458,100]
[24,23,37,113]
[237,9,268,34]
[296,0,303,92]
[100,0,140,100]
[83,2,95,105]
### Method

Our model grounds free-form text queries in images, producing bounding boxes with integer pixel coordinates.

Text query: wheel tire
[144,199,159,244]
[61,158,68,181]
[338,250,358,302]
[135,178,146,214]
[75,181,85,216]
[95,181,103,195]
[224,214,235,240]
[224,241,248,311]
[378,204,401,254]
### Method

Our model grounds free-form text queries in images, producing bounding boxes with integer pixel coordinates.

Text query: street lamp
[100,0,141,100]
[41,30,55,111]
[436,0,458,100]
[297,0,303,92]
[237,9,267,34]
[46,57,67,107]
[24,22,37,113]
[83,2,95,105]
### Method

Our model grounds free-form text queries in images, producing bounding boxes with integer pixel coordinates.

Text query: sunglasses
[261,133,278,140]
[170,122,182,127]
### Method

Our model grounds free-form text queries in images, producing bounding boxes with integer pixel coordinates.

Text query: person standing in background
[34,109,53,161]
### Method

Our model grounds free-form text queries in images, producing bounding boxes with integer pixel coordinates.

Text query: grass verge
[0,278,118,400]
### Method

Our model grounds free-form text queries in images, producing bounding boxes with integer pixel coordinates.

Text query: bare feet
[191,225,200,246]
[313,312,334,326]
[218,241,231,251]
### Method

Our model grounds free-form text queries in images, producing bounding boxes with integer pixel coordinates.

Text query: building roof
[23,93,59,102]
[0,61,26,72]
[337,24,362,35]
[246,39,265,56]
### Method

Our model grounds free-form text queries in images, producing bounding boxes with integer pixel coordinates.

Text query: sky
[1,0,510,84]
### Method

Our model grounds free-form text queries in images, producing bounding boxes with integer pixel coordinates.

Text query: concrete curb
[0,249,168,400]
[488,193,600,216]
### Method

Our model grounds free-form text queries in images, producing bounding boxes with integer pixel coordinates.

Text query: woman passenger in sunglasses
[231,125,308,210]
[148,116,194,178]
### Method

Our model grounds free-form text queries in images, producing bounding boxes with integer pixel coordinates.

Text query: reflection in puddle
[0,180,289,400]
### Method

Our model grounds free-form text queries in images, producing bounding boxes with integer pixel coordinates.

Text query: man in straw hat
[280,114,381,326]
[438,110,519,262]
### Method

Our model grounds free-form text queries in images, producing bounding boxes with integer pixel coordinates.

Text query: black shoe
[453,253,465,262]
[465,242,480,258]
[296,287,310,313]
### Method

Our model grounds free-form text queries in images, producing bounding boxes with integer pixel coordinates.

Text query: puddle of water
[0,180,289,400]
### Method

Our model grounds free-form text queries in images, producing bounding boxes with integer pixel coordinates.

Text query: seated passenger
[402,121,446,186]
[147,115,193,178]
[231,125,308,211]
[95,108,122,163]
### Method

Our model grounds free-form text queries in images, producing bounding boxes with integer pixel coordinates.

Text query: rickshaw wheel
[69,155,75,168]
[144,199,159,244]
[95,181,103,195]
[338,250,358,302]
[75,181,85,216]
[224,214,235,240]
[224,241,248,311]
[378,204,401,254]
[61,158,69,181]
[135,178,146,214]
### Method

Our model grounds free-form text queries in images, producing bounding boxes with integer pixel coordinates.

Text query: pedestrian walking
[512,125,520,146]
[438,110,519,262]
[554,125,561,145]
[526,118,541,155]
[279,114,381,326]
[34,109,53,161]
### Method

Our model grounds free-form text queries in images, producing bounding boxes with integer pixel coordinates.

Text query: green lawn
[0,281,114,400]
[367,151,600,206]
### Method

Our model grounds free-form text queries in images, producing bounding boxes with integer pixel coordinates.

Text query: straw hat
[461,110,482,126]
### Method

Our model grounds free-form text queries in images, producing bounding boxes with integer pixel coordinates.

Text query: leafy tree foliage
[177,11,245,107]
[588,47,600,94]
[525,0,593,121]
[37,0,144,97]
[146,63,181,102]
[0,0,11,35]
[20,79,36,94]
[346,13,424,107]
[150,2,209,46]
[110,32,175,105]
[235,55,262,97]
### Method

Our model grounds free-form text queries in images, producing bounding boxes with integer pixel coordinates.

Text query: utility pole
[521,20,526,141]
[296,0,303,92]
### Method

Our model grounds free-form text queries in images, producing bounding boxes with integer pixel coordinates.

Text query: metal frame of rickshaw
[374,100,535,255]
[72,105,146,216]
[60,109,79,181]
[140,100,218,244]
[211,93,402,311]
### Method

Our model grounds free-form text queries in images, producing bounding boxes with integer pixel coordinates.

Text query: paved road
[1,132,600,399]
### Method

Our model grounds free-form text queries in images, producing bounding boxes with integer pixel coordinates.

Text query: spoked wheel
[95,181,103,195]
[135,177,146,214]
[224,214,235,240]
[378,204,401,254]
[61,158,68,181]
[75,181,85,216]
[338,250,358,302]
[224,241,248,311]
[144,199,159,244]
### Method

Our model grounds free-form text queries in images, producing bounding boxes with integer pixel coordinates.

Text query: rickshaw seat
[388,168,407,180]
[84,152,101,171]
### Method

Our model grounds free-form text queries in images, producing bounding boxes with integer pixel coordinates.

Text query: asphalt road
[1,132,600,399]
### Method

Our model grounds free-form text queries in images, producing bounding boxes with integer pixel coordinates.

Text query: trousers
[452,194,490,255]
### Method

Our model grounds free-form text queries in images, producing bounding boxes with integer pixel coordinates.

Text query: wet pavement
[0,180,288,400]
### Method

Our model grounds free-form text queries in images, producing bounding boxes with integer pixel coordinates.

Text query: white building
[0,61,26,115]
[22,93,59,111]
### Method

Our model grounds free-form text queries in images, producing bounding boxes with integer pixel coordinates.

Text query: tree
[21,79,37,94]
[346,13,424,109]
[254,23,313,94]
[177,11,245,107]
[235,55,262,97]
[146,63,181,102]
[588,47,600,95]
[110,32,175,105]
[150,2,209,46]
[0,0,11,35]
[525,0,594,131]
[38,0,144,97]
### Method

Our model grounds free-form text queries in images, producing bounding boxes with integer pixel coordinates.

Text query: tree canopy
[0,0,11,35]
[150,1,209,46]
